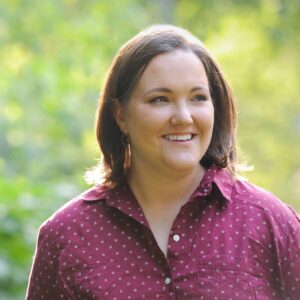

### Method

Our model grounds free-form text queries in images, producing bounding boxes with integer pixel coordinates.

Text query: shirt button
[165,277,172,285]
[173,234,180,242]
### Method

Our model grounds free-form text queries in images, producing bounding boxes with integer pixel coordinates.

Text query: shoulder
[231,176,300,234]
[212,167,299,234]
[38,185,111,241]
[212,167,289,214]
[232,176,293,212]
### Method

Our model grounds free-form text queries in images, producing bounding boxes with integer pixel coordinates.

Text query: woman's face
[115,49,214,176]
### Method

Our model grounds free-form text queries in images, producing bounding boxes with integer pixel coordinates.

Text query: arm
[25,221,66,300]
[278,206,300,299]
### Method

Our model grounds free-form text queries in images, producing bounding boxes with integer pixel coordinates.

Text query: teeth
[165,134,192,141]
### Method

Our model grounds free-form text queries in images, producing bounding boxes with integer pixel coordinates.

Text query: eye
[149,96,168,103]
[192,94,208,102]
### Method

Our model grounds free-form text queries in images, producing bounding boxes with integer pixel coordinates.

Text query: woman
[26,25,300,299]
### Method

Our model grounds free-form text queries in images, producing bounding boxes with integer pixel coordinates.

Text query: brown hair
[90,24,237,186]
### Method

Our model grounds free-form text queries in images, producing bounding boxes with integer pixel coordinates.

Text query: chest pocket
[177,256,260,300]
[190,255,281,300]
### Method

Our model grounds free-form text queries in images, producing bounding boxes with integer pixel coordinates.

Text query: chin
[165,159,201,172]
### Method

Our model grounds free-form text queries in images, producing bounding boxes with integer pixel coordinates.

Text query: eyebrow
[143,85,209,97]
[190,85,210,92]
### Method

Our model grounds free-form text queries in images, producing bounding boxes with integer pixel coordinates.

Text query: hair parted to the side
[86,24,237,187]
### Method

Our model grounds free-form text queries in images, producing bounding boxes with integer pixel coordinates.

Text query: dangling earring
[121,134,131,172]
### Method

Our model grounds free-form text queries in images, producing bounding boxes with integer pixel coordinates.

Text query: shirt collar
[81,182,148,226]
[81,185,109,201]
[81,166,234,203]
[191,166,233,203]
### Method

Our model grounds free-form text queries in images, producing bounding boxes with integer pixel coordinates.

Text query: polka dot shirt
[26,167,300,299]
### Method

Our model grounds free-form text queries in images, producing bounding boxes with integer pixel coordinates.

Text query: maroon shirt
[26,167,300,299]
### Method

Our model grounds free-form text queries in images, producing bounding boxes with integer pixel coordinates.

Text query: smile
[163,134,194,141]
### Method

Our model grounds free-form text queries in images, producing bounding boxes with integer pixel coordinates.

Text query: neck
[127,162,205,209]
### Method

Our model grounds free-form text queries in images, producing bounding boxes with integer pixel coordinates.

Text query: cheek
[124,111,154,140]
[196,108,214,132]
[209,114,215,132]
[125,106,165,132]
[207,105,215,127]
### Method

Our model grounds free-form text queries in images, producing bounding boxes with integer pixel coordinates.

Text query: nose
[170,102,193,126]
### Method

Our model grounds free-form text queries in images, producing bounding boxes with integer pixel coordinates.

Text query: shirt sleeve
[277,205,300,299]
[25,220,66,300]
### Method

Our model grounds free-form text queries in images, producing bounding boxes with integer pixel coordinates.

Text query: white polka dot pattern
[26,167,300,299]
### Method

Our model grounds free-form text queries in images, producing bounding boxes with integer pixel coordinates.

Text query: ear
[113,100,128,134]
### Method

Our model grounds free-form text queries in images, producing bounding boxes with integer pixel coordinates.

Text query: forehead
[134,50,209,92]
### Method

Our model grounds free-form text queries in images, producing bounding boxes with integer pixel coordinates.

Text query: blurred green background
[0,0,299,298]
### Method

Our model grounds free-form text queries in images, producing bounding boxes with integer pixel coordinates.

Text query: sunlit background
[1,0,300,298]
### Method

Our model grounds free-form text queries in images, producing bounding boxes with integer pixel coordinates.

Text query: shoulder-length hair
[88,24,237,187]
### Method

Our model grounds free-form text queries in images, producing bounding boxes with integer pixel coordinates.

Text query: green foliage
[1,0,299,298]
